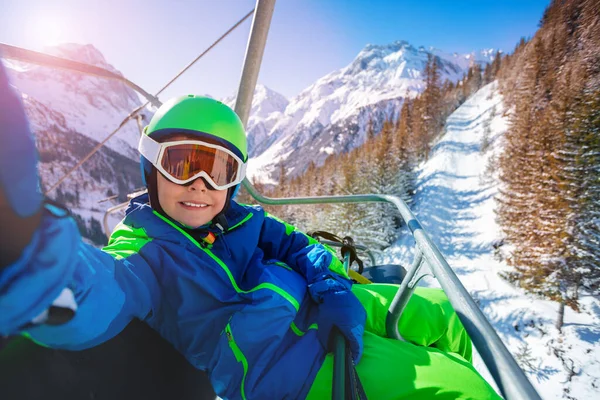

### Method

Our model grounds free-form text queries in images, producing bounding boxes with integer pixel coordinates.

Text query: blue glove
[309,274,366,364]
[0,60,42,217]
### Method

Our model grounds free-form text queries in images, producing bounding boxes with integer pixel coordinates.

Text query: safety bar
[102,189,148,238]
[240,185,540,399]
[386,251,424,338]
[333,251,353,400]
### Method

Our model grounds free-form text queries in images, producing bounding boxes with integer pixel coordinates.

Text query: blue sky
[0,0,550,100]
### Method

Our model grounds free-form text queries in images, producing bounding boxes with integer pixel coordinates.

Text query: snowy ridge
[224,83,289,157]
[247,40,495,183]
[386,82,599,399]
[44,43,123,75]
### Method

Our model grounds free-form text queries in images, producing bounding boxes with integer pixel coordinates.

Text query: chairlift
[0,1,541,399]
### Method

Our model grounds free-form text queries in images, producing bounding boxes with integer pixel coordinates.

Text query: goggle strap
[138,134,161,165]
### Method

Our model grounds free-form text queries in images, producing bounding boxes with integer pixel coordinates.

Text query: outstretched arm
[0,59,42,268]
[0,205,161,350]
[0,60,159,349]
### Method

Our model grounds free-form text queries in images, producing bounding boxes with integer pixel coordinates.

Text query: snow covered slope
[387,82,600,399]
[223,83,289,157]
[247,41,495,183]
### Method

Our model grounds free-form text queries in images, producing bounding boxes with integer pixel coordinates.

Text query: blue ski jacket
[0,194,356,400]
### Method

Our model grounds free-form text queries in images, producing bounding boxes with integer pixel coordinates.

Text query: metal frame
[334,251,352,400]
[2,1,541,398]
[241,174,541,400]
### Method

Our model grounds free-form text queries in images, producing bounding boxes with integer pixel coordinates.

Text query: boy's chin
[163,210,210,229]
[178,218,211,229]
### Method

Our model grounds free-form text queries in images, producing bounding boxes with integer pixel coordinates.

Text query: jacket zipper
[225,323,249,400]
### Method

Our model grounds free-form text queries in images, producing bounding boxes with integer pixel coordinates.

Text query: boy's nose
[188,177,208,192]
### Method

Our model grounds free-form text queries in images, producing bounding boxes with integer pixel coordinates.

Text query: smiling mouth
[180,201,210,209]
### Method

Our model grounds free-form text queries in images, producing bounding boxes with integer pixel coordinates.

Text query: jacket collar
[124,193,252,243]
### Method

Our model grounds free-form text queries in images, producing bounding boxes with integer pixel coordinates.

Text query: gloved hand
[309,274,366,364]
[0,59,42,217]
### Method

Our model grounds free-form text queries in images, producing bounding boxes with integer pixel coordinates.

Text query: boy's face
[157,172,227,228]
[155,135,228,228]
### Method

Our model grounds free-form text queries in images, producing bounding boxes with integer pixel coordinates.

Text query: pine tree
[483,63,493,85]
[367,121,401,247]
[567,87,600,299]
[495,0,600,325]
[421,55,443,159]
[497,39,547,291]
[332,152,370,240]
[491,50,503,78]
[534,67,577,317]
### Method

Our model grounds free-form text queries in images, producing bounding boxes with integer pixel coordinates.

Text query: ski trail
[387,81,600,399]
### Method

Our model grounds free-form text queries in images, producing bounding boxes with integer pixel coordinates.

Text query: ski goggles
[138,134,246,190]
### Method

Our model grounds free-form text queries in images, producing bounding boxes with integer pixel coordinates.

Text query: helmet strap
[147,167,166,216]
[211,186,234,233]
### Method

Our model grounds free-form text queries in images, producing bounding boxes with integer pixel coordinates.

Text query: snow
[223,83,289,157]
[319,146,335,155]
[246,136,292,185]
[385,82,600,399]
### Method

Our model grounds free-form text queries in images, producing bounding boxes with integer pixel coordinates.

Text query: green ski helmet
[140,95,248,205]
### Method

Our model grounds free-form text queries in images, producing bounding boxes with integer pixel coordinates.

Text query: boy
[0,62,500,399]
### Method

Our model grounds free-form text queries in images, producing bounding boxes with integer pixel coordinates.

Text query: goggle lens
[161,143,239,187]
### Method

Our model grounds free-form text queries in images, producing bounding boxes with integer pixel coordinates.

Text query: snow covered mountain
[247,40,495,183]
[5,43,149,244]
[223,83,289,157]
[5,43,148,159]
[386,81,600,400]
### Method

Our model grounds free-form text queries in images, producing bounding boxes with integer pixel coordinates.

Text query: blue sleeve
[0,205,161,350]
[258,212,349,285]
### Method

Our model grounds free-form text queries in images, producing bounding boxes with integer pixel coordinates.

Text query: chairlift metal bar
[238,186,540,399]
[102,188,148,237]
[333,251,352,400]
[103,201,129,237]
[232,0,276,125]
[385,251,423,339]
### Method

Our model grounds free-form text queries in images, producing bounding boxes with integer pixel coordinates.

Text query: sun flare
[27,13,67,47]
